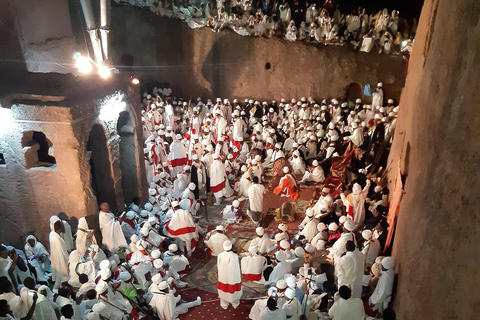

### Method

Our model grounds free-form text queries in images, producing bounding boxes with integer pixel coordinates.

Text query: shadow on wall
[58,211,78,237]
[201,33,251,98]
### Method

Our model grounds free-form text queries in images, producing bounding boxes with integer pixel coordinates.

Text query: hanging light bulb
[98,65,111,79]
[75,56,93,74]
[130,76,140,85]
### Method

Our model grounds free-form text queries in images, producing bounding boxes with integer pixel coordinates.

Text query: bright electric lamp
[131,77,140,85]
[98,65,111,79]
[76,56,92,74]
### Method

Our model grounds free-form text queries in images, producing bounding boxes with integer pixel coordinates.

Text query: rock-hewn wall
[386,0,480,319]
[110,6,407,102]
[0,76,146,249]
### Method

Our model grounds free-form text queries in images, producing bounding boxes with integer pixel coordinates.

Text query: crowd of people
[0,82,398,320]
[115,0,415,56]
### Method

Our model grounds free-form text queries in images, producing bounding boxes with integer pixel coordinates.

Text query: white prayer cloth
[328,297,365,320]
[205,232,229,256]
[267,261,292,284]
[362,239,381,265]
[249,298,268,320]
[301,218,319,242]
[0,291,25,318]
[372,88,384,109]
[337,252,358,288]
[153,291,176,320]
[221,205,237,224]
[217,250,242,304]
[369,269,394,311]
[68,250,96,287]
[248,184,266,213]
[249,236,275,256]
[290,157,305,176]
[48,230,69,289]
[99,211,127,253]
[282,297,302,320]
[210,159,233,199]
[259,306,286,320]
[24,235,50,282]
[351,249,365,298]
[340,180,370,230]
[241,254,267,283]
[301,166,325,183]
[76,217,98,256]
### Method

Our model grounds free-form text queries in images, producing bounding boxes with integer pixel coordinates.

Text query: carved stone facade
[0,76,146,248]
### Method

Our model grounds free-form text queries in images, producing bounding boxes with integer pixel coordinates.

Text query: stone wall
[0,76,146,249]
[386,0,480,318]
[3,0,77,74]
[109,5,407,102]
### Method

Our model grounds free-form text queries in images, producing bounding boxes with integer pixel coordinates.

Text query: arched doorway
[87,124,118,213]
[345,82,363,102]
[117,111,139,205]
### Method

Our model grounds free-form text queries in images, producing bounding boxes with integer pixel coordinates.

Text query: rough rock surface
[108,6,407,102]
[0,76,146,249]
[386,0,480,319]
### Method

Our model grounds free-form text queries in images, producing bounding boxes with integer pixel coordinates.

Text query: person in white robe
[24,236,50,283]
[232,111,245,142]
[369,257,394,312]
[266,251,292,285]
[98,203,127,254]
[249,227,275,256]
[299,160,325,184]
[340,180,371,231]
[298,208,319,242]
[351,246,365,299]
[0,278,26,319]
[120,211,137,244]
[170,134,188,178]
[337,241,358,289]
[247,176,266,224]
[328,285,364,320]
[312,187,334,214]
[350,122,364,147]
[221,200,241,224]
[164,203,198,256]
[286,247,305,273]
[76,217,97,256]
[210,154,234,205]
[330,220,357,275]
[249,287,277,320]
[289,150,305,177]
[49,216,74,253]
[236,166,253,197]
[164,102,175,131]
[241,246,267,284]
[361,229,381,266]
[285,20,298,41]
[68,250,97,288]
[217,240,242,309]
[213,111,228,143]
[205,225,230,256]
[259,296,286,320]
[172,167,190,199]
[95,281,132,319]
[282,288,302,320]
[48,219,69,289]
[372,82,384,110]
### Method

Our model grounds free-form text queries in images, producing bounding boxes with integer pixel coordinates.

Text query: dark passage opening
[87,124,118,213]
[117,111,139,205]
